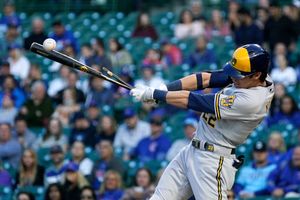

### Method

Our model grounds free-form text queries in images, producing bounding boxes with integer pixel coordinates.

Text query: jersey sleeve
[214,92,259,120]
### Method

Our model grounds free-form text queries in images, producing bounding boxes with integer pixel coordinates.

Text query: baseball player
[130,44,274,200]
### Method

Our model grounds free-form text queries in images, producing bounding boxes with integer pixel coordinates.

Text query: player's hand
[130,84,155,102]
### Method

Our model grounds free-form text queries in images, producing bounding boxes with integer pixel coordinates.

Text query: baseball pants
[150,143,237,200]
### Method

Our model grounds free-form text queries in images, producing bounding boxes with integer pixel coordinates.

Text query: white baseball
[43,38,56,51]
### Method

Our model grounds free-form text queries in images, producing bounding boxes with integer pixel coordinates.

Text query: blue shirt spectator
[131,118,171,162]
[0,163,12,187]
[235,141,276,198]
[0,3,21,35]
[267,132,286,165]
[98,170,124,200]
[267,146,300,198]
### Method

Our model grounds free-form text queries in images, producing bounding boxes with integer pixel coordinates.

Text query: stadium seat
[37,148,52,168]
[0,186,12,200]
[14,186,45,200]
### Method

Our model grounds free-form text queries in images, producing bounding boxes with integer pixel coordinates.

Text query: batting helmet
[223,44,270,79]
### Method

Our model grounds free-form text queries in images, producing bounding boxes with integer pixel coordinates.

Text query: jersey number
[202,113,216,128]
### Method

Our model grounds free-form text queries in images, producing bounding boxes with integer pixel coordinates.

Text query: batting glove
[130,85,155,102]
[158,83,168,91]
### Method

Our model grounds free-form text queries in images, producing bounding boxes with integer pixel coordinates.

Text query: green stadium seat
[0,186,12,200]
[14,186,45,200]
[2,162,16,178]
[37,148,52,168]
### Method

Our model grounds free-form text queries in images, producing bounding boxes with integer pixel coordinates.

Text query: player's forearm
[167,73,211,91]
[166,91,190,108]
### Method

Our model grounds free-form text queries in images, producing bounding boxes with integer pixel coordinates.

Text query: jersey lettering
[202,113,216,128]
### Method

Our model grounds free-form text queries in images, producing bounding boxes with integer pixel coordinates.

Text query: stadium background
[0,0,300,199]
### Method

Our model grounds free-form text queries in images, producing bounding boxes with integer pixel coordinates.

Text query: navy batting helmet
[223,44,270,79]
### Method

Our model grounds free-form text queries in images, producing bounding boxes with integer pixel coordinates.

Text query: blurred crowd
[0,0,300,199]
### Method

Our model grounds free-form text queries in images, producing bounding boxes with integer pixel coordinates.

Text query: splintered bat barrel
[29,42,133,90]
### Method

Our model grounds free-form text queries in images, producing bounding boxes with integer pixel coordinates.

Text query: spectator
[0,160,12,187]
[16,191,35,200]
[22,63,45,94]
[264,2,298,51]
[270,42,288,70]
[271,54,297,86]
[7,44,30,80]
[142,49,163,68]
[108,38,133,69]
[0,123,21,169]
[267,95,300,128]
[45,145,68,185]
[44,183,66,200]
[92,140,124,189]
[13,115,36,150]
[122,167,155,200]
[134,65,164,88]
[70,141,93,178]
[0,61,10,87]
[235,141,276,198]
[48,65,70,97]
[69,112,96,148]
[54,71,85,105]
[175,9,205,40]
[0,24,22,58]
[255,6,269,30]
[205,9,230,40]
[132,13,158,40]
[0,95,18,125]
[0,2,21,30]
[0,75,26,109]
[228,0,241,32]
[49,20,79,54]
[161,40,182,66]
[80,186,97,200]
[79,43,94,65]
[284,4,300,36]
[267,146,300,198]
[85,76,114,108]
[89,38,112,69]
[131,117,171,162]
[15,149,45,187]
[23,17,48,50]
[267,132,286,164]
[113,108,151,159]
[20,81,54,127]
[190,1,206,22]
[86,103,101,127]
[63,162,89,200]
[234,7,263,46]
[97,170,124,200]
[167,118,197,161]
[33,118,68,151]
[269,83,286,116]
[186,36,217,68]
[95,115,117,144]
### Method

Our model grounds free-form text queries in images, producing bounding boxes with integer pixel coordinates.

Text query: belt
[191,138,235,156]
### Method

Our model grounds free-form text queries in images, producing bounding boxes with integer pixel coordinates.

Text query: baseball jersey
[196,77,274,148]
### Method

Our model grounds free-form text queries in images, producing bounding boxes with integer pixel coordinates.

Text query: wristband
[196,73,203,89]
[166,80,182,91]
[153,89,167,103]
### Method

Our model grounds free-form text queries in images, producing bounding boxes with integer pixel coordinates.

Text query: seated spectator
[0,3,21,29]
[22,63,45,94]
[161,40,182,66]
[80,186,97,200]
[122,167,155,200]
[45,183,66,200]
[267,95,300,128]
[134,65,164,88]
[228,0,241,32]
[132,13,158,40]
[48,65,70,97]
[267,132,286,164]
[175,9,204,40]
[271,54,297,86]
[95,115,117,144]
[63,162,89,200]
[85,76,114,107]
[87,103,101,127]
[131,117,171,162]
[15,149,45,187]
[108,38,133,69]
[97,170,124,200]
[186,36,217,68]
[92,140,124,189]
[53,88,81,127]
[20,81,54,127]
[235,141,276,198]
[142,49,163,68]
[79,43,94,65]
[270,43,288,70]
[234,7,263,46]
[89,38,112,69]
[269,83,286,116]
[70,141,93,178]
[23,17,48,50]
[113,108,151,160]
[190,1,206,22]
[0,95,17,125]
[69,112,96,148]
[33,118,68,151]
[0,75,26,109]
[49,20,79,53]
[205,9,230,39]
[0,61,10,86]
[267,146,300,198]
[0,23,22,58]
[0,123,21,169]
[167,118,197,161]
[45,145,68,186]
[0,160,12,187]
[16,191,35,200]
[7,44,30,80]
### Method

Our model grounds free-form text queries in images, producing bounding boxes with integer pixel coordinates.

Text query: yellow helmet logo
[232,47,251,72]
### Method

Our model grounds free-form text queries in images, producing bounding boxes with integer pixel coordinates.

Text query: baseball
[43,38,56,51]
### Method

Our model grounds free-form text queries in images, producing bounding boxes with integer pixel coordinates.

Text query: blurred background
[0,0,300,200]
